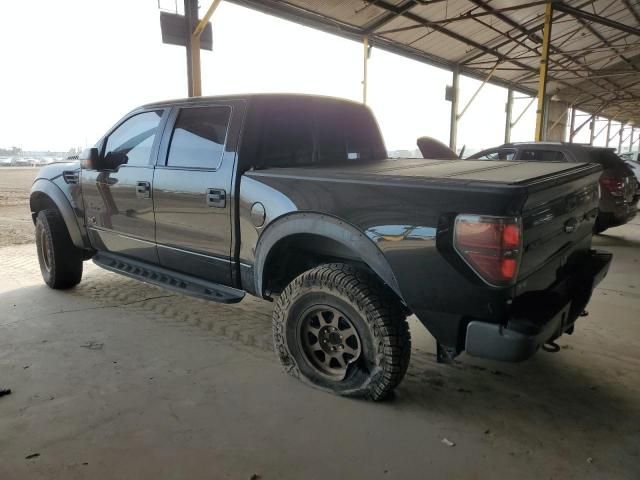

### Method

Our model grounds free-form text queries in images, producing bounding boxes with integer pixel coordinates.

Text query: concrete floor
[1,221,639,479]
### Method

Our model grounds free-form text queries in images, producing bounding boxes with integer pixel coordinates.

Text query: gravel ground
[0,167,639,479]
[0,168,38,246]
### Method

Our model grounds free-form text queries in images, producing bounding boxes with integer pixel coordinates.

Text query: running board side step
[93,252,245,304]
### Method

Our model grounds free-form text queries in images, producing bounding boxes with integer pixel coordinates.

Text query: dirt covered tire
[272,263,411,401]
[35,209,83,289]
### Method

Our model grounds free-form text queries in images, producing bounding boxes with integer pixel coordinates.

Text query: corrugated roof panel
[284,0,388,27]
[228,0,640,125]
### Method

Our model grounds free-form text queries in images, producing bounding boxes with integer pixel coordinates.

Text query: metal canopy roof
[228,0,640,125]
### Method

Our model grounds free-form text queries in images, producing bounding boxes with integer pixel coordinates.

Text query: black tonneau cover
[255,158,602,192]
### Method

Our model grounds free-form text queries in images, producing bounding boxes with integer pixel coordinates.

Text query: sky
[0,0,630,153]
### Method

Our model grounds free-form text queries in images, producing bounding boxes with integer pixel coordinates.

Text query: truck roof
[141,93,364,109]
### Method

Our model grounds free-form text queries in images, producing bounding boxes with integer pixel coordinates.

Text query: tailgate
[518,165,602,283]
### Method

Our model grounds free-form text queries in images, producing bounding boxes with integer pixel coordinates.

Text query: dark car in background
[468,142,639,233]
[619,152,640,182]
[619,152,639,163]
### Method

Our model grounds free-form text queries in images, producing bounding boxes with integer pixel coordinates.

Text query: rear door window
[166,106,231,169]
[519,150,566,162]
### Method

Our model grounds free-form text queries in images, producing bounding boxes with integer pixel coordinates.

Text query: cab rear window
[519,150,566,162]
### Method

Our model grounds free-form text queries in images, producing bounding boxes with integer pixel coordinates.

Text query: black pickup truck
[30,94,611,400]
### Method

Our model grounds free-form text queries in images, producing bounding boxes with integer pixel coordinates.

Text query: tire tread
[36,209,83,289]
[273,263,411,401]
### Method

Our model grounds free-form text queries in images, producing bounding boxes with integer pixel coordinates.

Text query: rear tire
[272,263,411,401]
[35,209,83,289]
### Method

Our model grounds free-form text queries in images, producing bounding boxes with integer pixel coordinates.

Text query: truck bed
[246,158,603,302]
[252,158,601,191]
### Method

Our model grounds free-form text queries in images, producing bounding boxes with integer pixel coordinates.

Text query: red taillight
[600,176,624,197]
[454,215,522,286]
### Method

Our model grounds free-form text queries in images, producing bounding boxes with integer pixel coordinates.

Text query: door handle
[136,181,151,198]
[206,188,226,208]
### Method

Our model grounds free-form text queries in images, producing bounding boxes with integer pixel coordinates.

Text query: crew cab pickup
[30,94,611,400]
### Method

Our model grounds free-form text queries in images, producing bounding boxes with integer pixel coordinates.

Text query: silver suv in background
[467,142,638,234]
[620,152,640,182]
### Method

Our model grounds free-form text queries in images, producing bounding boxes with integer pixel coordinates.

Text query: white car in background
[0,157,14,166]
[13,157,33,166]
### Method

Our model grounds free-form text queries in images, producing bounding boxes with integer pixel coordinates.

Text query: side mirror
[79,147,101,169]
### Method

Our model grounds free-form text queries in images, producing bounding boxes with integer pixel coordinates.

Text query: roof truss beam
[553,2,640,38]
[622,0,640,26]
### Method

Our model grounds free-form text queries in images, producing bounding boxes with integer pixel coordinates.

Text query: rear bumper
[465,250,612,362]
[598,204,637,228]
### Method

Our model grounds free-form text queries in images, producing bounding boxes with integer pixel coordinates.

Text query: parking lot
[0,167,638,479]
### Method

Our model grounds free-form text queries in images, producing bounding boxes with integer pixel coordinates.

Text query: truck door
[82,109,166,264]
[152,101,244,285]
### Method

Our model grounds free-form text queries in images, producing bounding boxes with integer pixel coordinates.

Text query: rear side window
[255,99,386,168]
[519,150,566,162]
[167,106,231,169]
[475,149,516,160]
[259,105,313,167]
[104,111,163,168]
[315,102,386,163]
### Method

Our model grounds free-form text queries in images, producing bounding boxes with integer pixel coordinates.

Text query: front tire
[35,209,83,289]
[272,264,411,401]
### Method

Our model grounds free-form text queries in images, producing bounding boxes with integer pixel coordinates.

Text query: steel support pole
[548,104,568,138]
[594,121,609,141]
[458,60,500,121]
[190,36,202,97]
[542,96,551,141]
[618,124,625,153]
[184,0,198,97]
[504,88,513,143]
[589,116,596,145]
[569,107,576,142]
[605,119,611,147]
[362,36,369,104]
[572,113,594,139]
[186,0,222,97]
[511,96,536,130]
[535,1,553,141]
[449,66,459,152]
[630,127,635,152]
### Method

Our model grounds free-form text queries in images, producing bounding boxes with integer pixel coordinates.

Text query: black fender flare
[30,178,88,249]
[254,212,404,302]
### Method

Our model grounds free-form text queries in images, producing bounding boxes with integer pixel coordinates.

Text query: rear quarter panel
[239,171,529,345]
